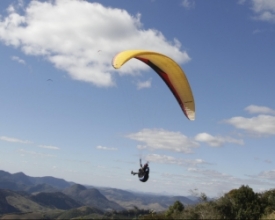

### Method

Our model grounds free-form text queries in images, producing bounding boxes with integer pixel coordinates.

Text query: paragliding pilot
[131,159,149,182]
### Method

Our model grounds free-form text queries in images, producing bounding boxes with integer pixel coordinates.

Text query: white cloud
[248,170,275,181]
[38,145,60,150]
[146,153,210,167]
[254,157,273,164]
[155,167,275,197]
[252,29,263,34]
[18,149,56,158]
[188,168,232,179]
[251,0,275,23]
[181,0,195,9]
[225,115,275,136]
[188,168,271,188]
[65,159,90,164]
[0,0,190,87]
[0,136,32,144]
[181,167,275,196]
[195,132,244,147]
[11,56,25,64]
[114,159,135,164]
[245,105,275,115]
[127,128,199,153]
[96,145,118,151]
[238,0,247,4]
[136,78,152,90]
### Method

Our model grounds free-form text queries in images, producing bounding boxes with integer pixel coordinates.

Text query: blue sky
[0,0,275,197]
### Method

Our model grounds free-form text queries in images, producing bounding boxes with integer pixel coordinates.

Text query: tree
[259,189,275,215]
[165,200,184,217]
[217,185,262,220]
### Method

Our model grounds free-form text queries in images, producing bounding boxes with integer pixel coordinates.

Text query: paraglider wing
[112,50,195,120]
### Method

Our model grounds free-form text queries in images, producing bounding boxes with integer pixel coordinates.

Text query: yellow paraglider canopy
[112,50,195,120]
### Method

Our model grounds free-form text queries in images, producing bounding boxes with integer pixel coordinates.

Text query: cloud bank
[96,145,118,151]
[181,0,195,9]
[38,145,60,150]
[195,133,244,147]
[11,56,26,65]
[251,0,275,23]
[0,0,190,87]
[0,136,32,144]
[127,128,199,153]
[146,153,210,167]
[136,79,152,90]
[223,105,275,137]
[245,105,275,115]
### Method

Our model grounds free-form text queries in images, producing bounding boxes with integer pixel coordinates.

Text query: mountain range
[0,170,197,218]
